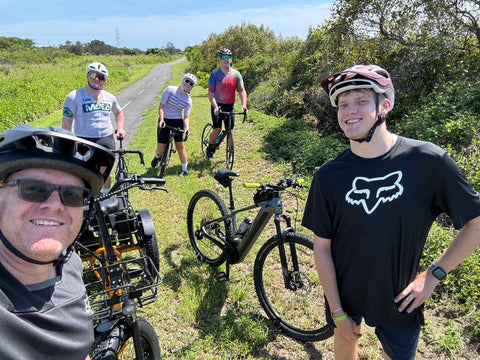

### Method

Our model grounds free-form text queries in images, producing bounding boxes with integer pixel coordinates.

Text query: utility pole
[115,29,120,47]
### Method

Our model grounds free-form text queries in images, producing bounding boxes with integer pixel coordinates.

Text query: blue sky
[0,0,334,50]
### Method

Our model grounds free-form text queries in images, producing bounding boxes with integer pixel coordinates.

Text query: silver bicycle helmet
[182,73,198,86]
[0,125,115,195]
[86,62,109,78]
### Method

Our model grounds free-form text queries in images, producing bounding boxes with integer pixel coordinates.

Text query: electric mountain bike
[76,138,166,359]
[186,169,334,342]
[201,109,247,169]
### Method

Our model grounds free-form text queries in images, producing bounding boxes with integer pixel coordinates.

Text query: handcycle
[186,169,334,342]
[201,109,247,170]
[76,137,167,359]
[155,124,187,178]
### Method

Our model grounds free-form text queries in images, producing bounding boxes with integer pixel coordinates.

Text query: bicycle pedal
[214,271,229,282]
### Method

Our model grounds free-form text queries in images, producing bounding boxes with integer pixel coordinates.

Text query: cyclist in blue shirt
[206,48,247,158]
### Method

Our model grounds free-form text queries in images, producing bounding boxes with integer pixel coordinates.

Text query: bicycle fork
[123,304,146,360]
[273,214,301,290]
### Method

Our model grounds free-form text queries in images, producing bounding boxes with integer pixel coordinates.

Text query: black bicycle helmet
[0,125,115,196]
[219,48,232,57]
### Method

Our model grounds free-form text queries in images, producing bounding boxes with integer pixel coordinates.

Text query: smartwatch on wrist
[429,263,447,281]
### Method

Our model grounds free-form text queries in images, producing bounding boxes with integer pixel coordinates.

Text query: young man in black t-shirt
[302,65,480,360]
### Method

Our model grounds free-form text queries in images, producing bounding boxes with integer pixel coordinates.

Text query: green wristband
[332,312,348,321]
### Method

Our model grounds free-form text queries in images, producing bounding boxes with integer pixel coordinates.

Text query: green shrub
[422,222,480,311]
[261,117,348,175]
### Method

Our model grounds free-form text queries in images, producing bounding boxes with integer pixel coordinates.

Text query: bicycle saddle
[99,196,126,214]
[214,169,239,187]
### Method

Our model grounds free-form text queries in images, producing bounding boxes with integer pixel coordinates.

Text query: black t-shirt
[0,253,94,359]
[302,137,480,328]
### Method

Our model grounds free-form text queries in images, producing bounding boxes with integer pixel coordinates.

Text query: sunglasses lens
[16,180,89,207]
[19,180,50,203]
[185,79,193,86]
[90,73,105,81]
[60,186,90,207]
[220,55,231,60]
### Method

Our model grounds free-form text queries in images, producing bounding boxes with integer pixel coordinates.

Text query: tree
[59,41,83,55]
[162,42,181,55]
[0,36,35,50]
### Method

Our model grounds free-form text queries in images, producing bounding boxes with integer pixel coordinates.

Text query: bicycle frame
[158,124,185,177]
[215,109,246,146]
[202,170,297,282]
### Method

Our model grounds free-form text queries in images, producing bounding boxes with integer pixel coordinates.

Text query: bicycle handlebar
[162,124,189,141]
[218,109,248,123]
[162,124,185,133]
[103,175,168,199]
[113,134,146,166]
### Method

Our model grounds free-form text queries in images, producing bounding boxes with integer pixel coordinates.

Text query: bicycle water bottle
[236,216,253,239]
[215,132,225,145]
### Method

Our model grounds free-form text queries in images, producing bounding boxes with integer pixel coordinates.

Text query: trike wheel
[187,189,232,266]
[137,209,160,273]
[201,123,213,156]
[253,232,334,342]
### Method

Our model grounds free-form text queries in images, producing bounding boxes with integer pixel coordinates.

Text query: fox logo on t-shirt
[345,171,404,214]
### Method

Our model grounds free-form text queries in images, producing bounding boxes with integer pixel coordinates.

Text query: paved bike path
[112,57,186,147]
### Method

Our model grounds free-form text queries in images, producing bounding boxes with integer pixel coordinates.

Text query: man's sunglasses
[0,179,91,207]
[184,79,194,86]
[89,72,106,81]
[220,55,231,60]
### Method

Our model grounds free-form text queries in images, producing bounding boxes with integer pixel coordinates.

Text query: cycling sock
[182,163,188,172]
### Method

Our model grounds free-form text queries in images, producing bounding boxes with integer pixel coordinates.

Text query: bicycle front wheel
[91,318,161,360]
[187,189,233,266]
[201,123,213,156]
[225,131,235,169]
[158,141,172,178]
[253,232,334,342]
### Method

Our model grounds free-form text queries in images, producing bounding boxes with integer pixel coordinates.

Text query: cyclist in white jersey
[62,62,126,189]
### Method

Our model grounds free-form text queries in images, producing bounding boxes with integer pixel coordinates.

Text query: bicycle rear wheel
[253,232,334,342]
[187,189,233,266]
[158,141,172,178]
[91,318,161,360]
[201,123,213,156]
[225,131,235,169]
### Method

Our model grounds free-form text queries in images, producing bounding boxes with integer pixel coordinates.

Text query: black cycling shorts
[157,118,185,144]
[80,133,115,150]
[211,103,235,129]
